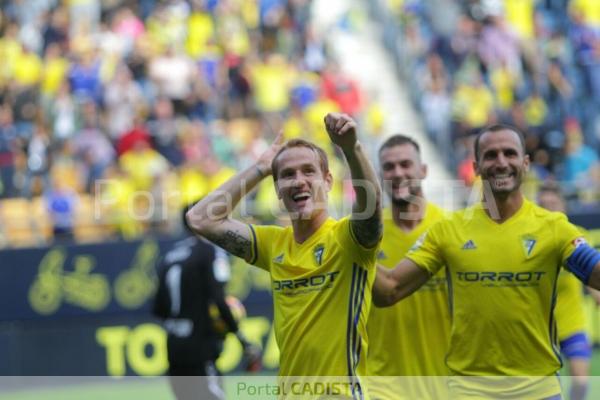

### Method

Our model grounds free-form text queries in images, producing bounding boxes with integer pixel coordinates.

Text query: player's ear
[421,163,428,179]
[523,154,530,172]
[325,171,333,192]
[274,179,283,199]
[473,159,481,176]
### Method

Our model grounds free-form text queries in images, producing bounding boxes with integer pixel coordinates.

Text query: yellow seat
[30,196,54,243]
[73,194,108,243]
[0,198,39,247]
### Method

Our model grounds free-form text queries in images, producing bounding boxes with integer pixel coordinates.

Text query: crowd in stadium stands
[3,0,600,248]
[382,0,600,206]
[0,0,382,247]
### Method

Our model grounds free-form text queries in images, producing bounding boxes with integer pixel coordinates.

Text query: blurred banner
[2,221,600,376]
[0,238,276,376]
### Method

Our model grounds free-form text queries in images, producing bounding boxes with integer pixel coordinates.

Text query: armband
[565,243,600,284]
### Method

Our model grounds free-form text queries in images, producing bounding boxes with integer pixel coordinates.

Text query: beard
[389,190,421,208]
[383,179,422,206]
[485,173,523,195]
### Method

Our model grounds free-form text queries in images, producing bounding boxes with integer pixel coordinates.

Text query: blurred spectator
[41,43,69,99]
[42,7,69,53]
[477,12,522,78]
[117,114,151,156]
[303,25,327,72]
[530,148,553,182]
[22,123,50,197]
[451,67,495,136]
[561,117,600,196]
[148,46,196,116]
[448,13,479,72]
[569,0,600,30]
[290,68,319,111]
[545,59,575,127]
[68,0,101,36]
[45,176,79,243]
[371,0,600,211]
[118,138,169,192]
[67,50,102,103]
[320,62,364,117]
[569,11,600,103]
[97,164,143,240]
[225,56,253,119]
[522,91,549,134]
[103,64,145,140]
[147,97,183,166]
[52,138,84,193]
[73,101,115,192]
[111,7,145,55]
[418,53,452,158]
[13,43,43,88]
[0,0,362,247]
[0,105,19,198]
[47,80,77,142]
[249,53,292,116]
[185,2,215,59]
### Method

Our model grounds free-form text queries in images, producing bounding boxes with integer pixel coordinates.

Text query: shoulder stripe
[248,224,258,265]
[346,263,367,400]
[549,265,563,368]
[446,268,454,317]
[346,264,357,381]
[353,267,367,364]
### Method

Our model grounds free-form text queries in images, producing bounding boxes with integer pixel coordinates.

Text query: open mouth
[292,192,311,204]
[490,173,515,186]
[390,181,412,195]
[392,183,408,190]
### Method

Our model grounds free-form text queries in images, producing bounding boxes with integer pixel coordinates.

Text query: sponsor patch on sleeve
[572,237,588,248]
[410,233,427,252]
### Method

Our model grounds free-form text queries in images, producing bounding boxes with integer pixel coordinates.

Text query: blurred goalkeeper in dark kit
[153,208,261,400]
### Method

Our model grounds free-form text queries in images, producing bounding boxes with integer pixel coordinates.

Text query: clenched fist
[324,112,358,152]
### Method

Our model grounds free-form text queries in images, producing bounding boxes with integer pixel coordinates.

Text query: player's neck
[291,210,329,244]
[391,196,426,232]
[482,190,524,223]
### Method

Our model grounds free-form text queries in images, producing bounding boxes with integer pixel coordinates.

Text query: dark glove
[236,332,263,372]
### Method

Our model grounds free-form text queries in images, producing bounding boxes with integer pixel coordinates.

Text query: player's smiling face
[379,144,426,205]
[474,129,529,194]
[274,146,332,220]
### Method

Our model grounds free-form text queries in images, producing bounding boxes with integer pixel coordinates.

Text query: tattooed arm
[186,133,283,261]
[324,113,382,248]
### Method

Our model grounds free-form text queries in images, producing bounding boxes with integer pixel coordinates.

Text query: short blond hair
[271,139,329,181]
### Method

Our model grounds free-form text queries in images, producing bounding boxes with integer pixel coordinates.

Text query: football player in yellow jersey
[367,134,450,400]
[372,124,600,399]
[187,113,382,398]
[537,184,592,400]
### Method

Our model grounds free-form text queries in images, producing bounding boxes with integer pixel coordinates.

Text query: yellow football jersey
[367,203,450,399]
[249,217,378,387]
[406,199,583,398]
[555,227,590,341]
[555,270,586,341]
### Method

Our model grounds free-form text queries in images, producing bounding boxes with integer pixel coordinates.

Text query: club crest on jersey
[314,244,325,265]
[377,250,387,260]
[521,235,537,257]
[273,253,284,264]
[461,240,477,250]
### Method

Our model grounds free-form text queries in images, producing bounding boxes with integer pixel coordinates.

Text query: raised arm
[186,133,284,261]
[372,258,431,307]
[324,113,382,248]
[586,286,600,304]
[587,262,600,290]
